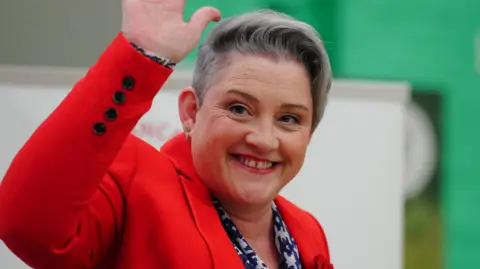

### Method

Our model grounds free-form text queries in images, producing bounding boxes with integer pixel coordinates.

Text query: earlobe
[178,87,199,130]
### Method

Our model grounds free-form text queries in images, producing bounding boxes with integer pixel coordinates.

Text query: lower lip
[231,156,278,175]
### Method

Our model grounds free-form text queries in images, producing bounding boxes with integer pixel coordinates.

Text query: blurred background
[0,0,479,268]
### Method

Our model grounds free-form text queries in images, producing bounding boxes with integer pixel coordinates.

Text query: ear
[178,87,199,131]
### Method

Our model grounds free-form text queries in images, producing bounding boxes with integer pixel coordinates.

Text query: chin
[231,188,276,206]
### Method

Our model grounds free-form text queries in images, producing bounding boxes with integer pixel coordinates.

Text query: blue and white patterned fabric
[213,198,302,269]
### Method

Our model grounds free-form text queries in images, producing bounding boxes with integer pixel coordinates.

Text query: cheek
[283,135,310,166]
[194,115,246,154]
[199,118,234,141]
[191,118,248,188]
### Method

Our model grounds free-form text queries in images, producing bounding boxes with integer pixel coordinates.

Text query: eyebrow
[226,89,310,112]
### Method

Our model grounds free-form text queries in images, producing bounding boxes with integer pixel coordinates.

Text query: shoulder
[112,134,176,170]
[107,135,176,191]
[111,134,173,166]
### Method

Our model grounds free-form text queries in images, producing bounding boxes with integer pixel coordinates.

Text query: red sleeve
[0,33,172,269]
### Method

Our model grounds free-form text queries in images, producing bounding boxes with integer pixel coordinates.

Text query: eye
[279,114,300,124]
[228,103,251,116]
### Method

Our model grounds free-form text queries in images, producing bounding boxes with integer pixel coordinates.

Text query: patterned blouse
[213,198,303,269]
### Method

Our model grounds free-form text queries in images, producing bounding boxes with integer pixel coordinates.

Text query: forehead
[207,54,312,106]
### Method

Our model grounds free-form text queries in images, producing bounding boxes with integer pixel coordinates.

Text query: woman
[0,0,333,268]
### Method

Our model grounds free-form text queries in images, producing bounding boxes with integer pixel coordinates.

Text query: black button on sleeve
[113,91,126,105]
[93,122,107,135]
[104,108,118,121]
[122,76,135,90]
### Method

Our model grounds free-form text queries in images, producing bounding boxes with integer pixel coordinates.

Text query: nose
[245,124,280,154]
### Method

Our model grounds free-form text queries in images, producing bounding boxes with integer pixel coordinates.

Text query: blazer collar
[160,133,199,182]
[160,134,331,269]
[161,134,245,268]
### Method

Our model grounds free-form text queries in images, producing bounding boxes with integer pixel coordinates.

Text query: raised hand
[122,0,221,63]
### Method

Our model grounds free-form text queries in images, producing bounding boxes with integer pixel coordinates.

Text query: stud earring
[184,126,191,140]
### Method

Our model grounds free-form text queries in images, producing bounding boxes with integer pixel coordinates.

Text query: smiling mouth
[230,154,279,170]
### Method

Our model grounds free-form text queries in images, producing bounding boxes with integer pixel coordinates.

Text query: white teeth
[238,156,273,169]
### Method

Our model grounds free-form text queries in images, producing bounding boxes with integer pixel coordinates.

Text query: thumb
[187,7,221,36]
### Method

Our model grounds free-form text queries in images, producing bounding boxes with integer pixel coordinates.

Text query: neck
[220,199,274,241]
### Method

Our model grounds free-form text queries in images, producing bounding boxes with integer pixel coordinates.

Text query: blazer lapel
[161,135,244,269]
[275,197,333,269]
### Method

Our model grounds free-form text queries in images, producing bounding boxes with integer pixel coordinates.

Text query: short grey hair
[192,10,332,132]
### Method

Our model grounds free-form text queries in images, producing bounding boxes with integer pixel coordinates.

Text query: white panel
[0,67,408,269]
[282,98,405,269]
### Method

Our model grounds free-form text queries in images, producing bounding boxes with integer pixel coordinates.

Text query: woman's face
[185,53,312,206]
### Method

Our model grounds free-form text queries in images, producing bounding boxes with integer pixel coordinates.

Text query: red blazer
[0,33,332,269]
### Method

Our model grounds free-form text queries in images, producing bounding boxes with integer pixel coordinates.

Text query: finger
[178,0,186,12]
[187,6,221,35]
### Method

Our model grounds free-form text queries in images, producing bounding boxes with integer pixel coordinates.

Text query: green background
[180,1,480,268]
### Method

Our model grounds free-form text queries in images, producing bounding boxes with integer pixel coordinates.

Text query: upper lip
[232,153,280,163]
